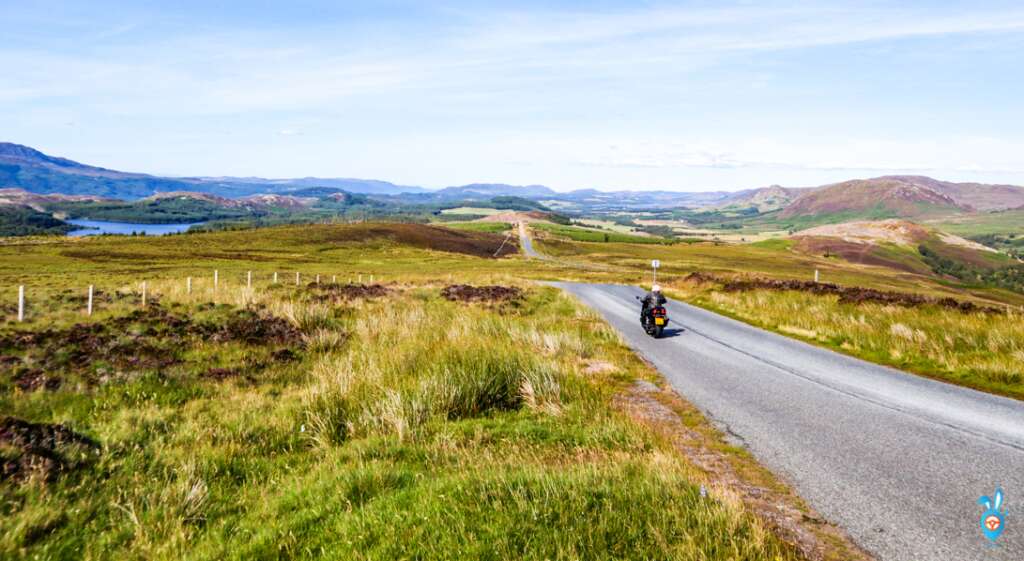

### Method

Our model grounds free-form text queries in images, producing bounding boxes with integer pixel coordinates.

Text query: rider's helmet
[651,284,662,293]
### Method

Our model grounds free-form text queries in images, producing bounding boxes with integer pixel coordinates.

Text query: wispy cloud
[3,1,1024,187]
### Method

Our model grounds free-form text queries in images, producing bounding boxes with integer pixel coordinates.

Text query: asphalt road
[518,222,541,258]
[556,282,1024,561]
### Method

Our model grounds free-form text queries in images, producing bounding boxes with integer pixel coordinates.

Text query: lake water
[66,219,205,237]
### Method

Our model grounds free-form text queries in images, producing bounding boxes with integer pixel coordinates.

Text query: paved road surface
[556,282,1024,561]
[518,222,541,258]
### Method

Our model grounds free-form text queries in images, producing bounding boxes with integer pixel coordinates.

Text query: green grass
[928,209,1024,237]
[533,223,674,245]
[0,225,803,560]
[442,221,513,233]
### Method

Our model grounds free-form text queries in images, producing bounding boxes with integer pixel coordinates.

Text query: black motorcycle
[635,296,668,338]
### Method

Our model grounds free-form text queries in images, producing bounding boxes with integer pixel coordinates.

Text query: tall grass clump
[301,296,565,443]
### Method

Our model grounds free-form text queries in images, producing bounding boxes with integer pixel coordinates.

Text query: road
[555,282,1024,561]
[518,221,541,258]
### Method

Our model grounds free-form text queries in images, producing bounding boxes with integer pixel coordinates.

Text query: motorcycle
[635,296,668,338]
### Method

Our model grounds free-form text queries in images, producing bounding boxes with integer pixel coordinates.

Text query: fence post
[332,275,336,283]
[214,270,219,291]
[358,274,363,284]
[315,274,320,285]
[187,276,192,295]
[17,285,24,322]
[141,281,147,307]
[87,285,93,316]
[247,271,252,289]
[273,271,278,284]
[370,274,374,283]
[295,272,300,286]
[814,269,820,283]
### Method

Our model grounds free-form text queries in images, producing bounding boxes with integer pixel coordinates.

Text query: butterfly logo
[978,488,1007,543]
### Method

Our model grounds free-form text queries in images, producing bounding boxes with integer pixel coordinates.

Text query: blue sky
[3,1,1024,191]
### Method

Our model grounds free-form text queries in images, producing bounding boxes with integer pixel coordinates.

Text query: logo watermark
[978,488,1007,544]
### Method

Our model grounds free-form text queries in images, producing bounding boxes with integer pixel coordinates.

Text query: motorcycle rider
[640,284,667,320]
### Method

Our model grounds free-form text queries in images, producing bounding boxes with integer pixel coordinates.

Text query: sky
[3,0,1024,192]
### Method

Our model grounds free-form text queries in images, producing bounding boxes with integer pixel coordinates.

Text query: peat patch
[1,416,99,483]
[306,282,390,302]
[0,304,303,389]
[441,284,524,303]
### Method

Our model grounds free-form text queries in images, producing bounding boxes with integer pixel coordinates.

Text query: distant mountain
[0,142,428,199]
[198,176,429,196]
[432,183,558,200]
[716,185,810,213]
[874,175,1024,211]
[779,177,968,221]
[551,189,735,210]
[0,142,207,199]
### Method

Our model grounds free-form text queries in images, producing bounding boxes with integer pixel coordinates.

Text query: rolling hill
[791,220,1017,288]
[778,177,968,223]
[716,185,810,213]
[878,175,1024,211]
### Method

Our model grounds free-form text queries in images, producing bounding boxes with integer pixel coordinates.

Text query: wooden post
[814,269,820,283]
[358,274,362,284]
[87,285,94,316]
[273,271,278,284]
[370,274,374,283]
[141,281,147,307]
[247,271,252,289]
[17,285,24,322]
[187,277,192,295]
[332,275,336,283]
[214,270,219,290]
[295,272,300,286]
[315,274,320,285]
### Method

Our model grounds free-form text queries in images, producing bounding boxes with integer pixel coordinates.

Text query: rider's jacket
[641,291,666,314]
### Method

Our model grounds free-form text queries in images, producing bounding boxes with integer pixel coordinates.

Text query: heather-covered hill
[779,178,967,221]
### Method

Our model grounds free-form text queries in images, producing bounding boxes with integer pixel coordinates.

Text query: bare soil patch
[441,284,524,303]
[1,416,99,483]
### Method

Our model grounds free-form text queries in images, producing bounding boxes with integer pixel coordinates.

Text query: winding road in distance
[555,282,1024,561]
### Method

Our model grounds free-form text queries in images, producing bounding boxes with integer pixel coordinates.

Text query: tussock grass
[1,281,799,560]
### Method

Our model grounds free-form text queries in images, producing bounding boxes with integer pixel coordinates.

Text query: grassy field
[530,225,1024,399]
[1,224,839,560]
[926,209,1024,237]
[532,223,675,245]
[441,221,514,233]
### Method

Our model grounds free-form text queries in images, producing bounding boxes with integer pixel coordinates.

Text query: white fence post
[214,270,219,290]
[332,275,337,283]
[87,285,94,316]
[247,270,252,289]
[187,276,192,295]
[295,272,300,286]
[814,269,820,283]
[315,274,320,285]
[141,281,147,307]
[17,285,24,322]
[370,274,374,283]
[273,271,278,284]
